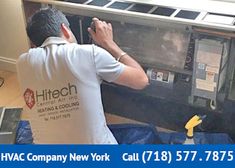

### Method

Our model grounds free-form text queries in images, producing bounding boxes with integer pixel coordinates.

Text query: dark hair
[26,8,70,47]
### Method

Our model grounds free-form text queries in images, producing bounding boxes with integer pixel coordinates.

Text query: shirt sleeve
[92,45,125,82]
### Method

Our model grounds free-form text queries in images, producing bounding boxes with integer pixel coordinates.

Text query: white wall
[0,0,29,72]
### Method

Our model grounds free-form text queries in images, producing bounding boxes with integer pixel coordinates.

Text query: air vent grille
[152,7,176,16]
[65,0,87,3]
[88,0,110,7]
[175,10,200,20]
[128,4,154,13]
[108,1,132,10]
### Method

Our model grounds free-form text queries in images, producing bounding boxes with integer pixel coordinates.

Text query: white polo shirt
[17,37,124,144]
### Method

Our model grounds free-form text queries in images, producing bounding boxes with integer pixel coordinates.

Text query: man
[17,8,148,144]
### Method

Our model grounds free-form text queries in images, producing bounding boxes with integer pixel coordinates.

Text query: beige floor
[0,70,24,107]
[0,70,171,132]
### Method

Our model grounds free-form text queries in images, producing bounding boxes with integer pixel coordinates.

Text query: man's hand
[88,18,114,50]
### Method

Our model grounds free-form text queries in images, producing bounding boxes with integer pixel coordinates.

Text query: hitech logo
[23,83,77,109]
[24,88,35,109]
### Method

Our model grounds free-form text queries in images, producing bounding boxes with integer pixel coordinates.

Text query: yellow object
[185,115,203,138]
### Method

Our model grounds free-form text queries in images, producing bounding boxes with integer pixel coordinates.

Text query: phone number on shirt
[122,150,234,163]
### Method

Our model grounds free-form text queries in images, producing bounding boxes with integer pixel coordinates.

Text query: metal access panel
[112,21,190,70]
[0,107,22,144]
[191,38,229,101]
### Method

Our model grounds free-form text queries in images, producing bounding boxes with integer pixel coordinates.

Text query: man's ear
[61,23,71,39]
[30,41,37,48]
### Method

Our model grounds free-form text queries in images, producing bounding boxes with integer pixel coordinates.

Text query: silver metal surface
[0,107,5,129]
[23,0,235,32]
[191,38,228,102]
[147,68,175,89]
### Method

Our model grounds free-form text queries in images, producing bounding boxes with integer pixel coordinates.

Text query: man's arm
[88,18,149,90]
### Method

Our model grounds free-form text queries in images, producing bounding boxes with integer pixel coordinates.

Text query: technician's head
[26,8,77,47]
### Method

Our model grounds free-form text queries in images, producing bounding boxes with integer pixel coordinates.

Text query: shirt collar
[40,37,69,48]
